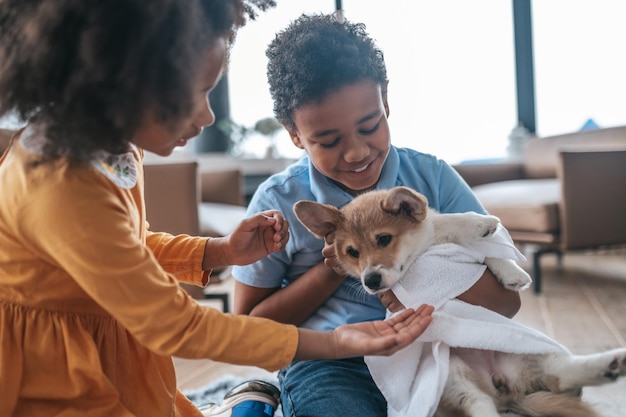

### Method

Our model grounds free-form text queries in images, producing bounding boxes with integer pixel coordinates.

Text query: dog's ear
[381,186,429,221]
[293,200,340,239]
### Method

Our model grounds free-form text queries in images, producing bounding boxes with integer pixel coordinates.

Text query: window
[228,0,516,164]
[532,0,626,136]
[5,1,623,163]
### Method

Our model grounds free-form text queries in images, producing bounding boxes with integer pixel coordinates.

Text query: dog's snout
[364,272,382,291]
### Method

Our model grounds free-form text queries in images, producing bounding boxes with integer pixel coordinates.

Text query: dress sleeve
[146,230,210,286]
[19,170,298,371]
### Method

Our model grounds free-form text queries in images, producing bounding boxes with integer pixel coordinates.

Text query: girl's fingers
[391,305,434,331]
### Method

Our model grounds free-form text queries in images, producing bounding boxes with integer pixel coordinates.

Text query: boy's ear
[288,129,304,149]
[293,200,340,238]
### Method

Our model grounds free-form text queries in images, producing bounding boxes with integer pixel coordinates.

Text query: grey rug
[184,374,283,417]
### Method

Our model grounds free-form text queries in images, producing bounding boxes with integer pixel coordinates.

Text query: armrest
[200,169,244,206]
[559,149,626,248]
[452,162,525,187]
[143,161,200,236]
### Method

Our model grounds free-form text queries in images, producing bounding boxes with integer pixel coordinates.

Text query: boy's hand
[378,290,405,312]
[322,231,348,276]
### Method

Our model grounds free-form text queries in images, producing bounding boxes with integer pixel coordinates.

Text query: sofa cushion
[472,178,560,233]
[523,125,626,179]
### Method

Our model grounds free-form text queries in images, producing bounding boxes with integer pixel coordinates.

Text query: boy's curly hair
[0,0,275,163]
[266,13,388,132]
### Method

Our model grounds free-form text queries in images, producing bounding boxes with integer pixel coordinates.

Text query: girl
[0,2,433,416]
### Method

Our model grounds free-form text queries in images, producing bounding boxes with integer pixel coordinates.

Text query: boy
[232,13,520,416]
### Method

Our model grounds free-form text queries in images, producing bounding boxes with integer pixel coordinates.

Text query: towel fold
[365,225,569,417]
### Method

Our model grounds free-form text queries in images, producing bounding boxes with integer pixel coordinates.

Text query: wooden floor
[174,247,626,413]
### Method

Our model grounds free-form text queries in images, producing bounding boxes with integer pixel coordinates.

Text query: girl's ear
[288,129,304,149]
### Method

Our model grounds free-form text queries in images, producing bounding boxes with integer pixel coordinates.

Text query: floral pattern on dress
[91,147,138,189]
[20,124,139,189]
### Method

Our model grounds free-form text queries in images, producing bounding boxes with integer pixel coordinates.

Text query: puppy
[294,186,626,417]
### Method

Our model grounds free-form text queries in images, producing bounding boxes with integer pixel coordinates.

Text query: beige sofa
[453,126,626,293]
[143,161,246,310]
[142,161,246,238]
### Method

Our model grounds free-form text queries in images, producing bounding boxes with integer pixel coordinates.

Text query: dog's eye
[377,234,392,248]
[347,247,360,259]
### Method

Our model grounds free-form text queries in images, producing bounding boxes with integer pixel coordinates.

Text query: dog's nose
[364,272,382,291]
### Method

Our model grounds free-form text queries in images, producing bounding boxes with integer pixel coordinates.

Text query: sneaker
[199,380,281,417]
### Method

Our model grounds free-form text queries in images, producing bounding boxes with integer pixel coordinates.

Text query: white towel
[364,225,569,417]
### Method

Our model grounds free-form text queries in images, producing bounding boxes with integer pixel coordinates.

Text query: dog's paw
[501,270,532,291]
[601,349,626,381]
[464,213,501,239]
[503,279,532,292]
[548,348,626,391]
[486,259,532,291]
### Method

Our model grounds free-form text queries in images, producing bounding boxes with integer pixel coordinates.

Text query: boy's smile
[289,80,391,196]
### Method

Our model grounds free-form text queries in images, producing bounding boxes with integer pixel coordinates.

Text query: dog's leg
[542,348,626,391]
[438,355,502,417]
[513,391,602,417]
[431,211,501,245]
[484,258,532,291]
[432,211,533,291]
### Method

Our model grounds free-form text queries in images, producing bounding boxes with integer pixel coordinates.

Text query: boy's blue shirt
[232,146,486,331]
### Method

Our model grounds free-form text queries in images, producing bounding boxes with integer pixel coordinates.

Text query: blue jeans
[278,357,386,417]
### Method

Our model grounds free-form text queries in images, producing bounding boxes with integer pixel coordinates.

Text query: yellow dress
[0,129,298,417]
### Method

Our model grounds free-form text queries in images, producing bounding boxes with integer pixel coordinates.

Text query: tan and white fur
[294,186,626,417]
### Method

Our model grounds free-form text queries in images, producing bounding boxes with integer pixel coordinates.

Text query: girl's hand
[333,305,433,357]
[225,210,289,266]
[295,304,434,361]
[378,290,405,313]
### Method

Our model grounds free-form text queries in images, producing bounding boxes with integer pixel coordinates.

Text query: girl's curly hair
[266,13,388,132]
[0,0,275,163]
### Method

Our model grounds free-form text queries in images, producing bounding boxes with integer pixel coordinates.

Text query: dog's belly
[452,348,500,376]
[451,348,528,388]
